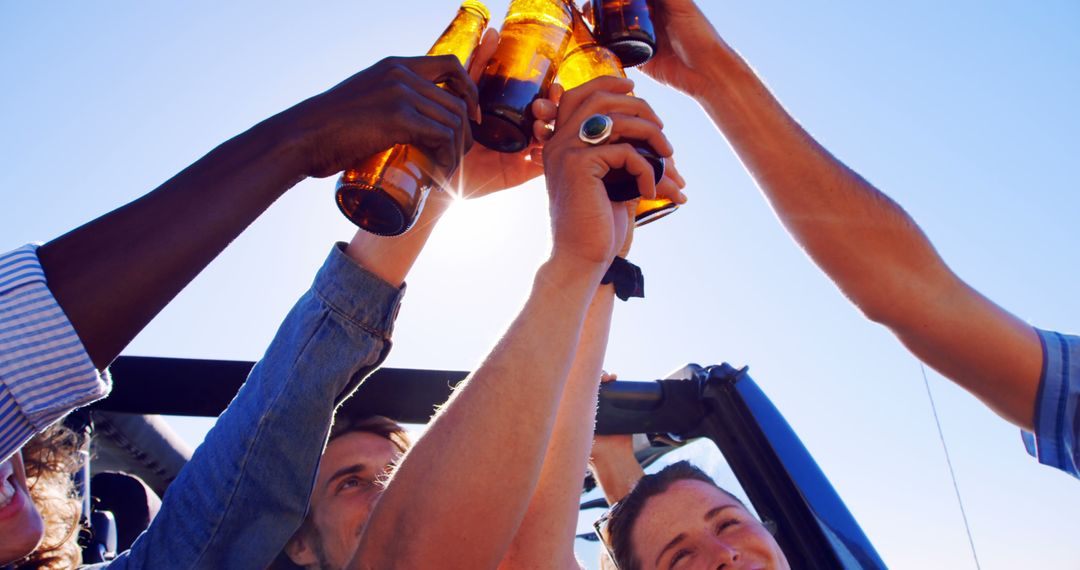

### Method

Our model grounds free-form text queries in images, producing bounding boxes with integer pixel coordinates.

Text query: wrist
[697,41,757,108]
[590,445,636,471]
[249,107,316,186]
[538,255,608,304]
[546,251,609,283]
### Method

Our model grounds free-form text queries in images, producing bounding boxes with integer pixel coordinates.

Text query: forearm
[695,41,1041,427]
[37,113,307,369]
[345,192,453,287]
[354,256,606,570]
[500,287,615,570]
[697,44,955,317]
[111,245,403,569]
[591,447,644,507]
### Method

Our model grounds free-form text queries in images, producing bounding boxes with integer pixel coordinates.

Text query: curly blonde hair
[12,424,84,570]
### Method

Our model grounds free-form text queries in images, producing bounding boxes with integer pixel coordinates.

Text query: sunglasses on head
[593,503,620,568]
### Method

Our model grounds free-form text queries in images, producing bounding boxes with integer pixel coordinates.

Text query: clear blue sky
[3,1,1079,567]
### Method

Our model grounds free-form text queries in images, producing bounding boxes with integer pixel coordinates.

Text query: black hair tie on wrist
[602,257,644,301]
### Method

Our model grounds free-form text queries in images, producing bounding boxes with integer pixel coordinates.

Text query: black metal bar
[696,363,886,569]
[96,357,707,436]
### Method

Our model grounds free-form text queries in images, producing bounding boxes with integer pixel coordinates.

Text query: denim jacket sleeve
[99,243,405,569]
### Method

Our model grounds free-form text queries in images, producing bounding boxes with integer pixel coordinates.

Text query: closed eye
[715,518,740,534]
[669,548,693,569]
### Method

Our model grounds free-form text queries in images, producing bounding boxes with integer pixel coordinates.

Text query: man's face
[0,452,46,564]
[287,431,400,570]
[629,480,789,570]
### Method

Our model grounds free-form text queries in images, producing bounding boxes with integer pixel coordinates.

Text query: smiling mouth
[0,473,17,509]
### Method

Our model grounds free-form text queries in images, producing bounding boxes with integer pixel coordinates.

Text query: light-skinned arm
[638,0,1041,429]
[351,75,677,570]
[588,374,646,508]
[498,158,686,569]
[497,281,617,570]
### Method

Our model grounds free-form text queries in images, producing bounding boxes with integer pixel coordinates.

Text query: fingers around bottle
[549,83,566,105]
[468,28,500,83]
[656,171,687,204]
[604,114,673,158]
[404,74,474,152]
[398,84,466,162]
[533,120,555,143]
[557,76,635,122]
[409,54,480,121]
[532,98,558,124]
[664,155,687,188]
[404,109,459,173]
[557,94,665,143]
[590,143,658,200]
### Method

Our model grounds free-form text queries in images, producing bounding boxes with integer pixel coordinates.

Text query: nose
[708,539,739,568]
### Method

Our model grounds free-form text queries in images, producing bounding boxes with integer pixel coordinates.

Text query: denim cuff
[312,243,406,340]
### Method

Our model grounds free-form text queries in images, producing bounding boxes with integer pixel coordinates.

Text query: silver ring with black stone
[578,114,614,146]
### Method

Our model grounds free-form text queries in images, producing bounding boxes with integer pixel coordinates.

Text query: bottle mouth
[608,39,654,67]
[460,0,491,22]
[336,181,411,236]
[472,112,530,154]
[634,202,679,227]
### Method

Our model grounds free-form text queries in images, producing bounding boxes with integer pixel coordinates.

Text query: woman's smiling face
[0,452,46,565]
[629,480,789,570]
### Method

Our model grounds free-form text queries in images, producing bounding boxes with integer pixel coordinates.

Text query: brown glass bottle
[473,0,575,153]
[335,1,490,235]
[558,4,676,225]
[592,0,656,68]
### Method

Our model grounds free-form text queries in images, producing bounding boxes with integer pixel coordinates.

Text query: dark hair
[12,424,85,570]
[273,415,410,570]
[606,461,743,570]
[327,414,411,454]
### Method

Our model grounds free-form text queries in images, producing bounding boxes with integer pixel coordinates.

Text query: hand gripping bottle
[592,0,657,67]
[335,2,490,235]
[472,0,575,153]
[558,4,676,226]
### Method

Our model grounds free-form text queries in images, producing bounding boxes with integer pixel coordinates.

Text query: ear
[284,533,319,567]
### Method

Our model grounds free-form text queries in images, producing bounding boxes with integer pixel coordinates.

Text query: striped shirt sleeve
[0,244,109,462]
[1026,328,1079,479]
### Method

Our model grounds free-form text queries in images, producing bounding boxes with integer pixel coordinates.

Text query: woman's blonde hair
[12,424,84,570]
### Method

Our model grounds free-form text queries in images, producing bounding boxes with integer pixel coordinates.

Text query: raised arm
[499,165,685,569]
[588,374,646,507]
[352,76,676,570]
[35,54,477,371]
[498,276,617,570]
[640,0,1041,430]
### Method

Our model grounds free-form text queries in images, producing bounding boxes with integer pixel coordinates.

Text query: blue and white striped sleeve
[1025,328,1080,479]
[0,244,109,463]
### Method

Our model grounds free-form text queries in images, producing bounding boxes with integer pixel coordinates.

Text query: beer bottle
[558,4,677,226]
[473,0,575,153]
[335,1,490,236]
[592,0,657,68]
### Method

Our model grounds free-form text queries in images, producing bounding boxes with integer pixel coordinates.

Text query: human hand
[585,0,724,98]
[282,54,478,181]
[641,0,728,97]
[541,76,677,267]
[590,372,636,468]
[456,29,547,198]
